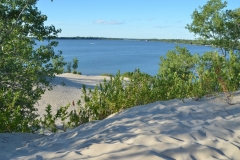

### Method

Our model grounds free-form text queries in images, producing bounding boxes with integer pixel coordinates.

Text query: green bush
[66,58,81,74]
[72,57,79,72]
[66,62,72,73]
[158,46,200,100]
[52,56,66,74]
[101,73,114,77]
[157,46,240,101]
[196,51,240,100]
[40,104,71,133]
[72,70,78,74]
[0,1,64,133]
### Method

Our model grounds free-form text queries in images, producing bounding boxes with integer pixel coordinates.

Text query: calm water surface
[44,39,215,76]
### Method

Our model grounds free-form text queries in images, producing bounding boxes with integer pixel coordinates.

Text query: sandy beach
[1,73,240,160]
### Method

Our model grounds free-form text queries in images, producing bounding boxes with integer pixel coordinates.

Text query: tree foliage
[52,56,66,74]
[158,45,240,101]
[185,0,240,100]
[66,62,72,73]
[0,0,65,132]
[72,57,79,72]
[186,0,240,56]
[158,46,200,100]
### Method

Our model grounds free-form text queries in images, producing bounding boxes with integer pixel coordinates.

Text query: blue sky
[37,0,239,39]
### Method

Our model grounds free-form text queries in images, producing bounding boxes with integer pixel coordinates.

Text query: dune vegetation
[0,0,240,133]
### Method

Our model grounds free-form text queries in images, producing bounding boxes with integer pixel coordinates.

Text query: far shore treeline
[32,36,217,46]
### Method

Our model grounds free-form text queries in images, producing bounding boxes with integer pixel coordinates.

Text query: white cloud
[129,18,141,22]
[154,25,172,28]
[95,20,125,25]
[175,20,183,23]
[147,18,154,21]
[46,22,85,26]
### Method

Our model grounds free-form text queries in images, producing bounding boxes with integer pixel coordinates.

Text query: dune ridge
[1,73,240,160]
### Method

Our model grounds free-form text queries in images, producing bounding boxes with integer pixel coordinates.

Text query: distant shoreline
[32,36,213,46]
[56,37,212,46]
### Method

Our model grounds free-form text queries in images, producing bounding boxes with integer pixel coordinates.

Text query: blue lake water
[39,39,215,76]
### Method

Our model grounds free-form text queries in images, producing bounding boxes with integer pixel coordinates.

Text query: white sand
[34,73,111,118]
[1,73,240,160]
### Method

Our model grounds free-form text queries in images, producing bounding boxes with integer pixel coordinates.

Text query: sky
[37,0,239,39]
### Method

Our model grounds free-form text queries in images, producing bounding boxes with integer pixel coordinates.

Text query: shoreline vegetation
[34,36,215,46]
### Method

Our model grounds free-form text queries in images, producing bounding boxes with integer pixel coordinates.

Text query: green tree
[0,0,64,132]
[52,55,66,74]
[72,57,79,72]
[158,46,198,80]
[186,0,240,56]
[66,62,72,73]
[196,51,240,101]
[185,0,240,102]
[158,46,200,100]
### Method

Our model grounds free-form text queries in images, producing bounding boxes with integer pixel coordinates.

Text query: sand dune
[1,73,240,160]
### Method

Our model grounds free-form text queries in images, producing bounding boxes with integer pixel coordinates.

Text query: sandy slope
[34,73,111,118]
[1,73,240,160]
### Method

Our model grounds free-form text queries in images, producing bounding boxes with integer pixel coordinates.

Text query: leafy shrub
[72,70,78,74]
[39,70,159,131]
[158,46,200,100]
[66,58,81,74]
[40,104,74,133]
[72,57,79,72]
[101,73,113,77]
[52,56,66,74]
[72,71,81,75]
[66,62,72,73]
[0,1,65,133]
[196,51,240,100]
[0,90,40,133]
